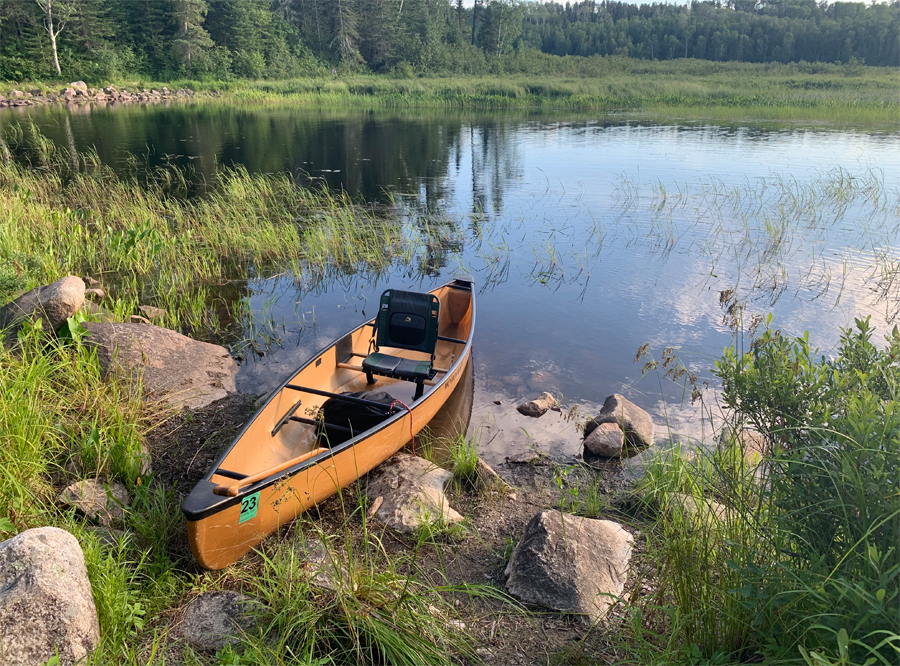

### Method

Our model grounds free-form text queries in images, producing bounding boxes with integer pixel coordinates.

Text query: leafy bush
[714,317,900,664]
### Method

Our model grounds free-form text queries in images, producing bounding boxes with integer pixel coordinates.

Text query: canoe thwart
[437,335,467,345]
[212,447,330,497]
[214,468,248,481]
[284,384,400,412]
[289,415,352,432]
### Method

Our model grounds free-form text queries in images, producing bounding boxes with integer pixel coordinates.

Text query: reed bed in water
[0,131,470,342]
[54,58,897,125]
[227,72,900,125]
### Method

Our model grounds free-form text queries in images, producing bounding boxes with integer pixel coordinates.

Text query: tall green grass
[626,317,900,665]
[0,130,466,346]
[9,56,896,125]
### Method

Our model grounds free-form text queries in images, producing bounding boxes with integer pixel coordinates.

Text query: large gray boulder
[181,591,260,652]
[584,394,654,450]
[0,276,85,340]
[504,510,633,624]
[365,453,462,532]
[0,527,101,665]
[82,322,237,410]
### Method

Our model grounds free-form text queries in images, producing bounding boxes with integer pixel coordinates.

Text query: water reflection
[3,103,898,455]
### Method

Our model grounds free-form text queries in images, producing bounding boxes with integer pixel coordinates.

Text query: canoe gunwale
[182,277,475,522]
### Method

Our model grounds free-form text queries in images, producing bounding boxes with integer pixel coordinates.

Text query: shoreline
[2,65,898,127]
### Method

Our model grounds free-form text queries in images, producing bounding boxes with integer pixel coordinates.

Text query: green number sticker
[239,491,260,524]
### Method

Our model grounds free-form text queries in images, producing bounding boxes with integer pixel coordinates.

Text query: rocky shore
[0,276,664,666]
[0,80,195,109]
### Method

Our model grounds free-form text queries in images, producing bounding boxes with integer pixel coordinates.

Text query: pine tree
[172,0,213,76]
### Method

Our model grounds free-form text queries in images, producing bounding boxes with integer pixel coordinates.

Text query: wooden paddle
[212,447,329,497]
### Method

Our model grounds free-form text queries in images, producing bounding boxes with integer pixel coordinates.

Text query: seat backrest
[374,289,440,356]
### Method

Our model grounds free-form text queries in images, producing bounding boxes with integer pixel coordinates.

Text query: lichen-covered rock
[504,510,633,624]
[59,478,130,526]
[583,422,625,458]
[82,322,237,410]
[584,394,654,449]
[0,527,100,665]
[365,453,462,532]
[181,591,261,652]
[0,276,85,340]
[516,392,557,418]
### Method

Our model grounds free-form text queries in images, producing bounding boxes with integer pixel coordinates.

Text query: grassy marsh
[6,58,898,126]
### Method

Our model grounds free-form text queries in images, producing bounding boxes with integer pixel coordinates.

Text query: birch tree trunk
[36,0,67,75]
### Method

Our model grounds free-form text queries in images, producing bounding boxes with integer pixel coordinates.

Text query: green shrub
[714,317,900,664]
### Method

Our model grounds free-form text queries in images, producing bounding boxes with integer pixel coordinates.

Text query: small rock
[584,394,654,449]
[103,86,117,95]
[475,457,514,495]
[137,305,167,321]
[671,493,727,525]
[84,288,105,299]
[59,479,130,526]
[176,88,189,96]
[129,315,151,324]
[80,300,117,322]
[366,495,383,519]
[87,526,127,548]
[719,427,768,468]
[504,510,633,624]
[181,591,260,652]
[0,527,101,665]
[493,399,502,405]
[297,539,353,592]
[83,276,100,287]
[0,276,85,341]
[583,422,625,458]
[516,392,557,418]
[69,81,88,92]
[365,454,462,532]
[8,90,25,99]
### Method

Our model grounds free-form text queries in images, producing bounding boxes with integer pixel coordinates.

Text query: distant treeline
[0,0,896,82]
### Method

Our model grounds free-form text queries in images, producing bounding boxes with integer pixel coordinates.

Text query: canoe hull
[185,282,473,570]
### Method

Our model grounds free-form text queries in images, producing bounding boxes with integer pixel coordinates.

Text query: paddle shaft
[212,447,329,497]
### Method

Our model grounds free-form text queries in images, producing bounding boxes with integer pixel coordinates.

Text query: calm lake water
[5,102,899,463]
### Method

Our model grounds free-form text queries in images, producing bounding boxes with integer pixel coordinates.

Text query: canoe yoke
[363,289,440,400]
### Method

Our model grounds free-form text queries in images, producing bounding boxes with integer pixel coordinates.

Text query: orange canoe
[182,277,475,569]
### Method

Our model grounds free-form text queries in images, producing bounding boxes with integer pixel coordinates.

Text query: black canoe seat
[362,289,440,400]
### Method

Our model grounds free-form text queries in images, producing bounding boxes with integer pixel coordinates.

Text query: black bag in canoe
[317,391,396,446]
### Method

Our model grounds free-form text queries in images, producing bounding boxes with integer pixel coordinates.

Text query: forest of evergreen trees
[0,0,896,82]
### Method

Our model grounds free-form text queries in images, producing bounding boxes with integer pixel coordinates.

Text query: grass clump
[447,433,480,489]
[626,316,900,665]
[228,524,479,665]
